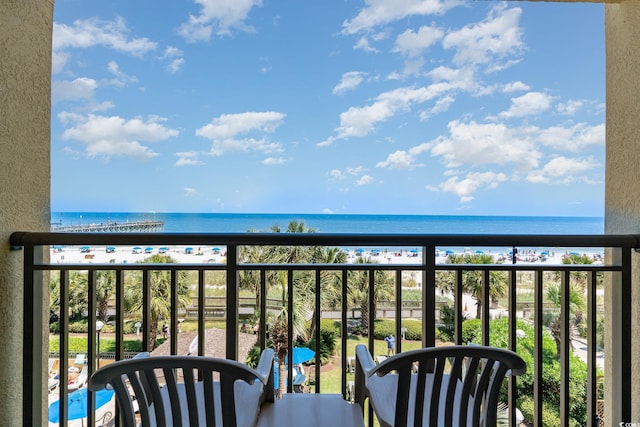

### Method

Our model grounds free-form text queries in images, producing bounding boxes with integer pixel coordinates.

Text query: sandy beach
[50,243,595,267]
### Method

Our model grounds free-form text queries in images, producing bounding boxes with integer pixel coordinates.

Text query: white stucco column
[0,1,53,425]
[605,1,640,424]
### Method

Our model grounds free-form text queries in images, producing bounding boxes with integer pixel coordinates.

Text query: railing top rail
[9,231,640,249]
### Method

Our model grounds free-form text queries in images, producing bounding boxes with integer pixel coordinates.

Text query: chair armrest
[255,348,275,403]
[354,345,376,413]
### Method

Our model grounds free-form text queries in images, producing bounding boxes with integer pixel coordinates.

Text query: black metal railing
[10,231,638,426]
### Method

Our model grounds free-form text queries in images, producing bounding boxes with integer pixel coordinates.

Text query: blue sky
[51,0,605,217]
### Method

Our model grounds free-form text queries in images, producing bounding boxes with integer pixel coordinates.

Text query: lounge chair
[67,364,88,391]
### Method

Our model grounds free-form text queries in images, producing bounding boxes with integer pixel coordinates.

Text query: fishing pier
[51,220,164,233]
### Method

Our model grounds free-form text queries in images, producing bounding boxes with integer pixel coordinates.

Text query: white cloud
[556,99,584,116]
[262,157,286,165]
[333,86,438,140]
[53,17,157,55]
[428,171,507,202]
[333,71,367,94]
[161,46,185,74]
[430,120,541,170]
[502,81,530,93]
[59,113,179,159]
[536,123,605,151]
[376,142,430,170]
[442,5,523,67]
[178,0,263,41]
[353,36,379,53]
[329,169,346,180]
[52,51,70,75]
[184,187,198,196]
[322,208,336,214]
[196,111,285,155]
[175,151,204,166]
[419,95,455,120]
[526,156,598,184]
[107,61,138,87]
[356,174,375,186]
[499,91,554,118]
[52,77,98,104]
[393,25,444,57]
[347,166,366,175]
[342,0,461,35]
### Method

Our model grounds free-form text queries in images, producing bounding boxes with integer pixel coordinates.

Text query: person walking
[384,334,395,356]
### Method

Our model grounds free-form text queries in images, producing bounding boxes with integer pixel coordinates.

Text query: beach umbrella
[475,250,484,255]
[80,246,91,252]
[410,249,419,253]
[445,250,454,255]
[106,246,116,253]
[285,346,316,364]
[144,247,153,253]
[48,388,114,423]
[159,247,168,253]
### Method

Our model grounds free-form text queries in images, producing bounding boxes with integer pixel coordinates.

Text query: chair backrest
[355,344,526,427]
[88,349,274,427]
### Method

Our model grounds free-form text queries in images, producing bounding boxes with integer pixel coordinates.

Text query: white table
[257,394,364,427]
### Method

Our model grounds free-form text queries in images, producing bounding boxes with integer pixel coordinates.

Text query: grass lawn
[307,335,426,395]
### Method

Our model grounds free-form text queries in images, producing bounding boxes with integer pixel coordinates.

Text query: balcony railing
[11,231,638,426]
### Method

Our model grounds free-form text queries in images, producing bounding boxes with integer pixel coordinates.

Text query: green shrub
[50,321,60,334]
[401,319,422,340]
[370,319,422,341]
[438,304,455,341]
[461,319,482,344]
[308,328,337,365]
[69,320,89,333]
[518,396,582,427]
[320,319,341,337]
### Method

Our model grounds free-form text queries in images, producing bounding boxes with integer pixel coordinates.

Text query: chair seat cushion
[367,373,474,427]
[146,380,264,427]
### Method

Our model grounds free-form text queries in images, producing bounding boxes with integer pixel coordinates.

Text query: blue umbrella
[475,250,484,255]
[48,388,114,423]
[285,346,316,364]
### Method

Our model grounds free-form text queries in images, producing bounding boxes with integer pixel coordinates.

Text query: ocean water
[51,212,604,235]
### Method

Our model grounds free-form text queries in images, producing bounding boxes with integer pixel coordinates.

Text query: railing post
[23,244,46,426]
[226,244,239,360]
[423,245,436,347]
[605,247,631,424]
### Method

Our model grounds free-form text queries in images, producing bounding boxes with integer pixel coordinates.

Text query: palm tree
[269,311,289,398]
[546,282,586,358]
[95,270,115,322]
[124,254,192,350]
[443,253,508,319]
[347,256,395,336]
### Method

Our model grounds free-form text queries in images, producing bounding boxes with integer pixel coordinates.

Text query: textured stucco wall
[0,0,53,425]
[605,1,640,424]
